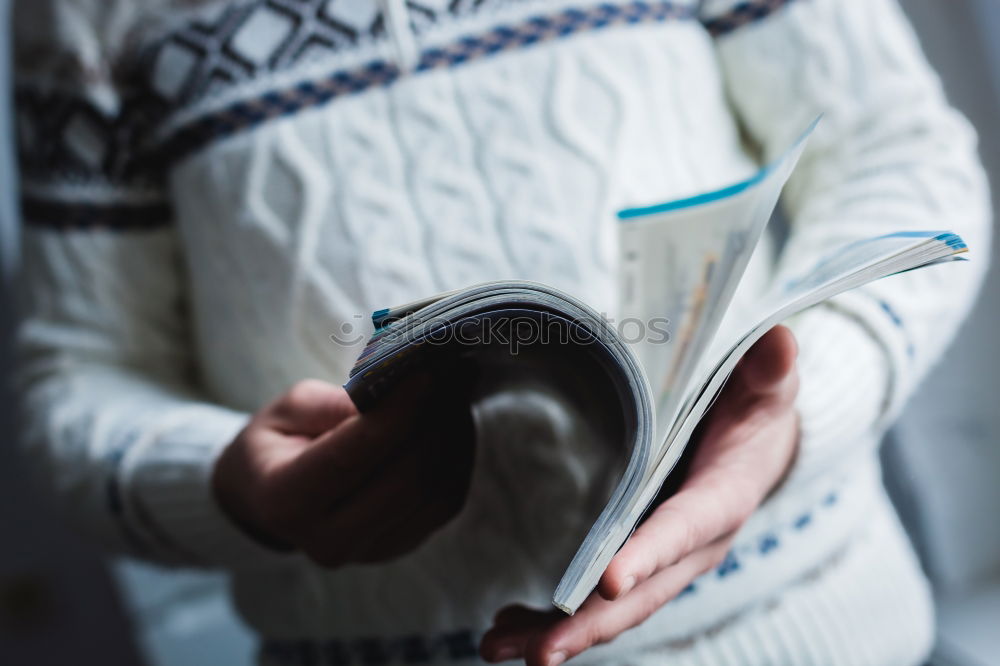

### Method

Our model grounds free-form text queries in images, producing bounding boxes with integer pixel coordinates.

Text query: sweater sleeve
[13,1,292,570]
[702,0,991,489]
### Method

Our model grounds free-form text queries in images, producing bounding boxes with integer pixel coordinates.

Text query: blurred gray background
[1,2,998,665]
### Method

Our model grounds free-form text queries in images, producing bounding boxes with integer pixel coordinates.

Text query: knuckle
[637,549,658,581]
[583,623,608,649]
[234,421,268,450]
[286,379,330,405]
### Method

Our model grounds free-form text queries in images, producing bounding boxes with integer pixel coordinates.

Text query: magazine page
[616,119,817,446]
[554,119,818,615]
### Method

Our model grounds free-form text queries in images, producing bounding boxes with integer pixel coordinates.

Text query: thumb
[284,372,436,501]
[265,379,359,437]
[739,325,798,396]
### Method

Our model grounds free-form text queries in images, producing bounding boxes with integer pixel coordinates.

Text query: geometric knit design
[17,0,795,229]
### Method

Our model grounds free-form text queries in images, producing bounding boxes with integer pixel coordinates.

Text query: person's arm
[481,1,990,663]
[14,1,476,570]
[707,0,991,491]
[12,1,290,569]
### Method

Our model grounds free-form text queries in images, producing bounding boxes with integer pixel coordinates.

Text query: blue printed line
[670,489,841,599]
[617,165,771,220]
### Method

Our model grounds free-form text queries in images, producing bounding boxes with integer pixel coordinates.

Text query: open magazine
[343,120,970,614]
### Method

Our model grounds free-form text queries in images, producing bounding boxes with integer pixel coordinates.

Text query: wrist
[120,405,296,568]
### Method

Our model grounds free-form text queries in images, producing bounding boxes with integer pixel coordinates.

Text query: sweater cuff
[780,295,900,491]
[118,404,298,570]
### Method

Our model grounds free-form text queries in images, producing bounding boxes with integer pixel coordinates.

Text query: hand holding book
[479,325,799,665]
[344,118,972,652]
[213,370,476,566]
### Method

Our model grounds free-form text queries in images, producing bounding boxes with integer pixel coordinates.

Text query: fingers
[317,330,797,665]
[308,450,469,566]
[217,365,476,562]
[300,415,468,567]
[292,372,476,565]
[599,467,750,599]
[263,379,359,437]
[358,487,462,562]
[529,538,732,666]
[600,401,797,600]
[355,385,476,560]
[481,607,560,663]
[282,373,436,502]
[598,328,800,601]
[482,538,733,665]
[737,325,798,396]
[298,442,426,566]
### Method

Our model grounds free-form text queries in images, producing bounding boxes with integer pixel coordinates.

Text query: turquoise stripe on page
[616,165,772,220]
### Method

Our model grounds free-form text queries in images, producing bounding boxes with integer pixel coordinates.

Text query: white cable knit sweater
[13,0,991,664]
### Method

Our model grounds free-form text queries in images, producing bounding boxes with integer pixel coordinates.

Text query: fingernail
[618,575,636,597]
[547,650,568,666]
[492,644,520,662]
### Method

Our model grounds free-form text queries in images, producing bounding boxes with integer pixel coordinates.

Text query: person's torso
[45,0,801,644]
[157,0,771,640]
[135,0,758,408]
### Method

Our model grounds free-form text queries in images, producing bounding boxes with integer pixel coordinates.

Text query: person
[12,0,990,664]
